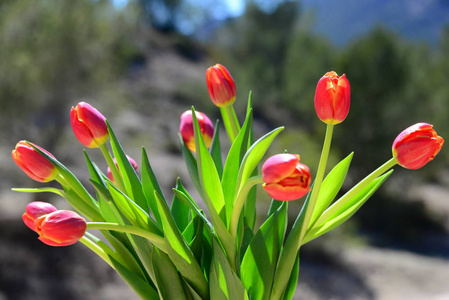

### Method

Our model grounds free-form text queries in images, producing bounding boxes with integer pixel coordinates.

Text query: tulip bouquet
[11,65,444,300]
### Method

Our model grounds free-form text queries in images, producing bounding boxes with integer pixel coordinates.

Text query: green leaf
[141,147,164,228]
[83,232,157,299]
[184,215,204,263]
[171,180,192,233]
[221,104,253,226]
[240,202,287,300]
[192,107,226,222]
[12,187,64,197]
[105,181,161,235]
[179,134,203,198]
[173,183,235,274]
[84,150,106,189]
[210,239,249,300]
[109,254,159,300]
[154,191,209,299]
[210,119,223,178]
[282,254,300,300]
[236,126,284,193]
[173,188,213,232]
[304,171,393,244]
[267,199,283,217]
[152,248,188,300]
[309,152,354,228]
[270,192,311,299]
[106,121,148,212]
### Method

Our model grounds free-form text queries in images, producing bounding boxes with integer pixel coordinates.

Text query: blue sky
[112,0,245,17]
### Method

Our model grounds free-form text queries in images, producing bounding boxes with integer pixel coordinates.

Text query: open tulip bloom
[12,66,444,300]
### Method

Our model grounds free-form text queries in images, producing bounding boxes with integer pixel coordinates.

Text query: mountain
[301,0,449,46]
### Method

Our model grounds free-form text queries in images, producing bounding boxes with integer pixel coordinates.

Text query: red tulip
[392,123,444,169]
[262,154,312,201]
[70,102,108,148]
[206,64,236,107]
[12,141,58,182]
[107,155,138,182]
[22,201,58,230]
[34,210,87,246]
[314,71,350,125]
[179,110,214,152]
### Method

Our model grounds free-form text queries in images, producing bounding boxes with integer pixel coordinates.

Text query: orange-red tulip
[22,201,58,231]
[314,71,350,125]
[392,123,444,169]
[34,210,87,246]
[262,154,311,201]
[12,141,58,182]
[179,110,214,152]
[70,102,108,148]
[206,64,236,107]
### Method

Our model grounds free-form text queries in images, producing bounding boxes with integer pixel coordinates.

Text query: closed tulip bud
[206,64,236,107]
[70,102,108,148]
[107,155,138,182]
[314,71,350,125]
[22,201,58,231]
[12,141,58,182]
[392,123,444,169]
[179,110,214,153]
[34,210,87,246]
[262,153,312,201]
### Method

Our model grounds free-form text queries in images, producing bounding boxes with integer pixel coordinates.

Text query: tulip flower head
[179,110,214,153]
[206,64,236,107]
[34,210,87,246]
[22,201,58,231]
[262,153,312,201]
[12,141,58,182]
[107,155,139,182]
[70,102,109,148]
[392,123,444,169]
[314,71,350,125]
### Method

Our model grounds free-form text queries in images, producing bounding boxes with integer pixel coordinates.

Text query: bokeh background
[1,0,448,299]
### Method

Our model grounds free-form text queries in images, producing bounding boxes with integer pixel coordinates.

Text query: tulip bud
[206,64,236,107]
[262,154,312,201]
[12,141,58,182]
[392,123,444,169]
[179,110,214,153]
[314,71,350,125]
[34,210,87,246]
[70,102,109,148]
[107,155,138,182]
[22,201,58,231]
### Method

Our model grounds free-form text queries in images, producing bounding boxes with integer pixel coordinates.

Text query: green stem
[270,124,334,300]
[99,144,127,192]
[220,104,241,143]
[298,123,334,241]
[80,236,116,269]
[56,174,103,221]
[313,157,397,227]
[229,175,263,239]
[87,222,168,253]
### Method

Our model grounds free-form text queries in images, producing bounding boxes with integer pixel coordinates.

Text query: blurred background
[1,0,448,299]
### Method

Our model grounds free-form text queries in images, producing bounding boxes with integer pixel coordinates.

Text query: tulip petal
[262,154,300,184]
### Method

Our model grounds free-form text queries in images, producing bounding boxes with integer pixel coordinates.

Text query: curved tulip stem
[313,157,397,227]
[229,175,264,239]
[99,144,127,192]
[299,123,334,239]
[220,104,241,143]
[87,222,168,253]
[80,236,116,269]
